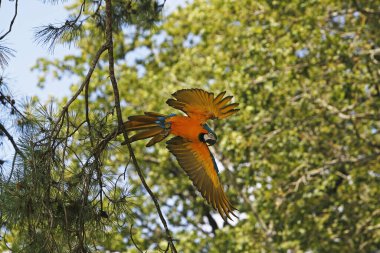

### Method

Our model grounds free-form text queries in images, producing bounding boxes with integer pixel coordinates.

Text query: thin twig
[0,91,27,120]
[130,225,144,253]
[50,43,107,140]
[104,0,177,251]
[84,75,94,146]
[7,153,17,183]
[0,122,24,158]
[34,0,87,50]
[61,110,70,165]
[0,0,19,40]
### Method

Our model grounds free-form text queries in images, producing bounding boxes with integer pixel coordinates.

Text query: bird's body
[166,115,207,141]
[124,88,239,220]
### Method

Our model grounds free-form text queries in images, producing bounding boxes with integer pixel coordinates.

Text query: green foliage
[3,0,380,252]
[1,102,134,252]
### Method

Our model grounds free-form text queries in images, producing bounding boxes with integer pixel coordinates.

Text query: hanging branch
[104,0,177,252]
[0,0,19,41]
[0,122,24,159]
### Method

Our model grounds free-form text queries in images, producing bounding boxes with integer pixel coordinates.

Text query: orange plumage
[124,88,239,220]
[166,116,207,141]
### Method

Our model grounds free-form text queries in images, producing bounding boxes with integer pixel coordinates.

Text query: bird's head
[199,124,217,146]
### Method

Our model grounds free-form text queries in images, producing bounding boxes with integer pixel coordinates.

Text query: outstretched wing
[167,136,237,220]
[166,89,239,123]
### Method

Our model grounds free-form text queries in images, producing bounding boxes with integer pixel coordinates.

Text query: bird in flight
[125,88,239,220]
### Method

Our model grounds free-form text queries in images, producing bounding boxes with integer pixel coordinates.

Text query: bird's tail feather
[124,112,173,147]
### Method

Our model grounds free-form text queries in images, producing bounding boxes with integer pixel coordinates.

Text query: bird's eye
[199,133,206,142]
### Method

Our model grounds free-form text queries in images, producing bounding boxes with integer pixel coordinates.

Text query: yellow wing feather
[167,136,237,220]
[166,89,239,123]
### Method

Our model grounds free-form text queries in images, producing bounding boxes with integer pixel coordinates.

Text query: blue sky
[0,0,186,101]
[0,0,72,101]
[0,0,187,157]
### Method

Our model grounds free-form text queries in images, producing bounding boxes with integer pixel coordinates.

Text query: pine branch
[34,0,86,51]
[50,43,107,143]
[104,0,177,252]
[34,23,81,51]
[0,122,24,159]
[6,151,17,183]
[0,89,27,120]
[0,45,15,69]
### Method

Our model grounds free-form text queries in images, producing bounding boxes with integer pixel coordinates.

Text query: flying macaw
[124,88,239,220]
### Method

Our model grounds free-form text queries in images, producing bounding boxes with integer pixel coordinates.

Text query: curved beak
[204,132,217,146]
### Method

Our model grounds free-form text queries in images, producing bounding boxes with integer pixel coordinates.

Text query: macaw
[124,88,239,220]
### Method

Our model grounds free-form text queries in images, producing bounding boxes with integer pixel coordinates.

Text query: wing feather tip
[167,133,238,221]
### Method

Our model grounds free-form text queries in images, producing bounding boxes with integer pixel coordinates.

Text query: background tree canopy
[1,0,380,252]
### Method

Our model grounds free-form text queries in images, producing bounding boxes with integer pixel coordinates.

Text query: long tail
[124,112,173,147]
